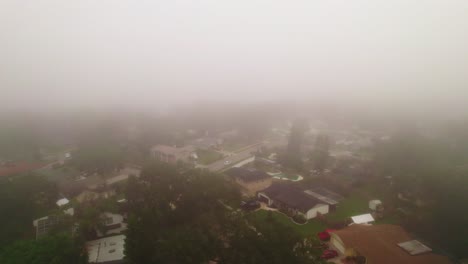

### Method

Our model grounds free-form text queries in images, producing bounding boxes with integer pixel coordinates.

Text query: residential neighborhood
[1,115,465,264]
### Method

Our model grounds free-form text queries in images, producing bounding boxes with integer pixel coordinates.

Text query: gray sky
[1,0,467,113]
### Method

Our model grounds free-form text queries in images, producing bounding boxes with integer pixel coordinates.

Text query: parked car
[321,249,338,259]
[240,200,260,211]
[317,231,331,241]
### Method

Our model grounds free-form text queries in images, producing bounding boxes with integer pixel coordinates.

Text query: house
[225,167,272,196]
[106,166,141,185]
[303,187,343,210]
[150,145,197,164]
[97,212,127,237]
[330,224,451,264]
[86,235,126,264]
[258,183,329,219]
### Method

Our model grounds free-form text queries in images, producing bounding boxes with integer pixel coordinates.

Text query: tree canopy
[0,233,87,264]
[373,127,468,258]
[0,174,57,248]
[125,162,325,264]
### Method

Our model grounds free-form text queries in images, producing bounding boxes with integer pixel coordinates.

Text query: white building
[56,198,70,207]
[350,213,375,225]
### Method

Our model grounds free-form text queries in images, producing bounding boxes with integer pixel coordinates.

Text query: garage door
[330,236,345,254]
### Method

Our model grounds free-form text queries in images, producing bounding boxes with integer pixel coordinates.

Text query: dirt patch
[0,162,47,177]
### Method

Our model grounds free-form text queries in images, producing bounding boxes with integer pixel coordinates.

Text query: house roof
[191,137,221,148]
[331,224,451,264]
[56,198,70,207]
[304,190,337,205]
[86,235,125,264]
[225,167,270,183]
[260,183,323,213]
[151,145,195,156]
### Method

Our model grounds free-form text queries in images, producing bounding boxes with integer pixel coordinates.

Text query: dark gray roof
[225,167,270,182]
[260,183,321,213]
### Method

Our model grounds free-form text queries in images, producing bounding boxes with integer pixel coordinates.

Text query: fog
[1,0,467,116]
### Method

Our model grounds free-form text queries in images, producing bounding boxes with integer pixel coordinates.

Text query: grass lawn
[247,210,326,238]
[375,214,401,225]
[326,194,369,222]
[223,142,248,152]
[36,166,81,183]
[196,149,223,165]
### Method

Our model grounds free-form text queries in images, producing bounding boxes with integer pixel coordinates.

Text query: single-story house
[86,235,126,264]
[330,224,451,264]
[106,166,141,185]
[150,145,197,164]
[225,167,272,196]
[258,183,329,220]
[97,212,127,237]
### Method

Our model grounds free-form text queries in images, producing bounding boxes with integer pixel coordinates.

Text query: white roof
[351,213,375,224]
[56,198,70,207]
[398,240,432,255]
[64,207,75,216]
[86,235,125,263]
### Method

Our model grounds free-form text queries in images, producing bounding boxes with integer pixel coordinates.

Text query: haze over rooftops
[260,183,324,213]
[225,167,270,182]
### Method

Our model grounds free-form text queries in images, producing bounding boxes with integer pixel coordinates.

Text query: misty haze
[0,1,467,264]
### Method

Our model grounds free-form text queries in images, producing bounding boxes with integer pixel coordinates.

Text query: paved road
[201,144,262,172]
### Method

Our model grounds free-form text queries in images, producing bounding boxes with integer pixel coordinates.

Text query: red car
[317,231,331,241]
[321,249,338,259]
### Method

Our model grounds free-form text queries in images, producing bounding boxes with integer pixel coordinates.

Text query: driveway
[203,144,262,172]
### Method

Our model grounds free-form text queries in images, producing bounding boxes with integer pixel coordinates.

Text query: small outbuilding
[350,213,375,224]
[369,200,383,211]
[56,198,70,207]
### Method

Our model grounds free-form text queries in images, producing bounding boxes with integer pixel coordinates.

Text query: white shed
[305,204,329,219]
[369,200,382,211]
[351,213,375,224]
[56,198,70,207]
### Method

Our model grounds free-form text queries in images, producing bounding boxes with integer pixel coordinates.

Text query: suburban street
[201,143,262,172]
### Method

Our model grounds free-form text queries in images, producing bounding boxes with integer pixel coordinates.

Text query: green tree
[0,174,57,248]
[125,162,325,264]
[281,118,308,171]
[0,233,87,264]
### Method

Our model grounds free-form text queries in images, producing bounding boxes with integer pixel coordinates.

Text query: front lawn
[247,210,326,238]
[326,194,369,222]
[196,149,223,165]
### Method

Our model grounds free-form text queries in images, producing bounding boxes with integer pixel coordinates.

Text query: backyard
[326,193,369,222]
[247,210,326,238]
[196,149,223,165]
